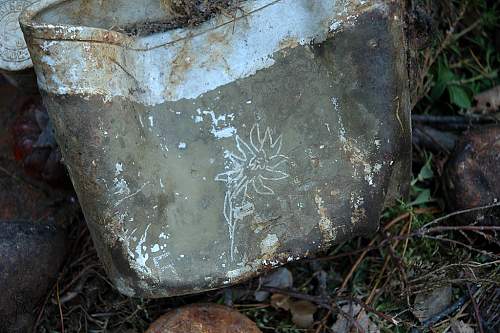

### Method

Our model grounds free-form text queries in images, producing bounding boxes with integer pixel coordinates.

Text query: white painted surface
[27,0,377,106]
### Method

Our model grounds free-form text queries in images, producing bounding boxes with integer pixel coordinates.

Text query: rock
[145,304,262,333]
[0,220,67,333]
[444,126,500,225]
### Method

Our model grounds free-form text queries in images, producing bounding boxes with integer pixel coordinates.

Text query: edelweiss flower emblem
[215,124,289,260]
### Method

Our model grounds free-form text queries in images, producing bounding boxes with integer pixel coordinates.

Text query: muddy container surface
[21,0,411,298]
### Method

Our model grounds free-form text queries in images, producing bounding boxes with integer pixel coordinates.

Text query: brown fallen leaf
[472,85,500,114]
[145,303,262,333]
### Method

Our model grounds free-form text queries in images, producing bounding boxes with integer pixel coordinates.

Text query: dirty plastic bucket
[21,0,411,297]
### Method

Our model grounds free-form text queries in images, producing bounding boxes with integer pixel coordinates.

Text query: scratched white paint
[113,178,130,196]
[215,123,289,261]
[114,182,150,207]
[115,162,123,176]
[27,0,377,106]
[134,224,151,274]
[206,110,236,139]
[212,127,237,139]
[192,115,203,123]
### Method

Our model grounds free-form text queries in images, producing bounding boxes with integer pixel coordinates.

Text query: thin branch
[421,202,500,230]
[467,284,484,333]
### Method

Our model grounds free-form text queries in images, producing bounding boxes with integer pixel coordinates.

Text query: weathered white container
[21,0,411,297]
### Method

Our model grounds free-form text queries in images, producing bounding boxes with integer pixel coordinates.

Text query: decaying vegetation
[122,0,241,36]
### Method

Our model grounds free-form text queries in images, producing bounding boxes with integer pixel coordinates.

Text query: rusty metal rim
[20,0,132,46]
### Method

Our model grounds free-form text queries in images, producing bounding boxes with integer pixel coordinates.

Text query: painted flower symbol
[215,124,289,199]
[215,123,289,261]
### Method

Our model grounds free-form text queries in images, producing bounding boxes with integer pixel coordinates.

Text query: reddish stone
[444,126,500,225]
[146,304,262,333]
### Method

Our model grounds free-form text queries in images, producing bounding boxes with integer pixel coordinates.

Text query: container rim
[19,0,286,51]
[19,0,131,46]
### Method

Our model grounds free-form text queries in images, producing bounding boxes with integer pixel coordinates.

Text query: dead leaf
[412,286,452,322]
[331,304,380,333]
[289,300,317,329]
[450,319,474,333]
[254,268,293,301]
[270,293,292,311]
[270,295,317,329]
[472,85,500,114]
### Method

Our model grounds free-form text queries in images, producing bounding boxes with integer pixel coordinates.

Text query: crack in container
[21,0,411,297]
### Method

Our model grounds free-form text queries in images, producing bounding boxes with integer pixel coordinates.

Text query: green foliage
[410,153,434,206]
[415,0,500,113]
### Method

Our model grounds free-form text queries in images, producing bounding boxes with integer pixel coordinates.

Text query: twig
[338,209,419,292]
[258,286,400,327]
[367,218,412,304]
[338,305,366,333]
[418,290,472,329]
[258,286,330,308]
[412,114,495,125]
[467,284,484,333]
[33,283,57,333]
[422,235,499,259]
[345,296,400,325]
[385,231,410,299]
[56,282,65,333]
[339,236,379,292]
[425,225,500,233]
[421,202,500,230]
